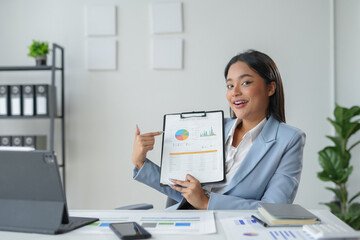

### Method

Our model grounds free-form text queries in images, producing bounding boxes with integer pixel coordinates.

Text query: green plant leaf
[318,147,338,171]
[349,192,360,204]
[343,122,360,142]
[27,40,49,58]
[325,187,344,202]
[347,214,360,230]
[343,204,360,230]
[349,140,360,152]
[331,105,360,140]
[327,118,343,138]
[320,202,341,214]
[347,106,360,119]
[318,147,344,183]
[339,166,353,183]
[334,104,344,123]
[342,150,351,169]
[348,203,360,214]
[326,135,342,149]
[317,171,332,182]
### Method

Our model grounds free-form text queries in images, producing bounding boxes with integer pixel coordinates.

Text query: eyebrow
[226,73,254,82]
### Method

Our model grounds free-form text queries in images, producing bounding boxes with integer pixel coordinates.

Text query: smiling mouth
[234,100,248,106]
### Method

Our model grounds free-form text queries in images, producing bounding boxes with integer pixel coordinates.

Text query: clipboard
[159,110,225,186]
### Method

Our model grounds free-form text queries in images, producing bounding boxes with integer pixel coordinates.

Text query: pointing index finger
[142,131,163,137]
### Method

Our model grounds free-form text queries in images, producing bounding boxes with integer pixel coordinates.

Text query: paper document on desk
[138,211,216,234]
[218,211,345,240]
[218,212,308,240]
[71,210,216,235]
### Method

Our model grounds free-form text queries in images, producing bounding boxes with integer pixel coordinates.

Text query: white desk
[0,209,352,240]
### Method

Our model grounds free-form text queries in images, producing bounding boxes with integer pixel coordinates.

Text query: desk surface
[0,209,352,240]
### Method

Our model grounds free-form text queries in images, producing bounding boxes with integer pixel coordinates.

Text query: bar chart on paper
[71,210,216,235]
[218,212,315,240]
[139,216,200,233]
[139,211,216,234]
[200,127,216,137]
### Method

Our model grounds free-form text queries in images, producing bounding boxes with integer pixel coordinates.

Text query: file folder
[10,85,22,116]
[35,85,49,116]
[22,85,35,116]
[0,85,9,116]
[0,136,11,146]
[11,136,23,147]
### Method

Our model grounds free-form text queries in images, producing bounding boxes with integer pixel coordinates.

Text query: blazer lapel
[224,116,280,193]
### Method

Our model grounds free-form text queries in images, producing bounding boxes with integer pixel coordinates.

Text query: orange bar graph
[169,150,217,156]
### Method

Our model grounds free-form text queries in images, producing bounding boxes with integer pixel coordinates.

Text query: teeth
[235,101,247,105]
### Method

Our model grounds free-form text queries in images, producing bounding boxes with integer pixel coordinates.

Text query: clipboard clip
[180,111,207,119]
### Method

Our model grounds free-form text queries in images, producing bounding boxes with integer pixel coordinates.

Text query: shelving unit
[0,43,66,188]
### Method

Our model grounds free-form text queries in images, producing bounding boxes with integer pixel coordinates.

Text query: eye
[241,81,253,86]
[226,84,234,90]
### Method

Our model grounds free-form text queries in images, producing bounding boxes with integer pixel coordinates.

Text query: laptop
[0,150,99,234]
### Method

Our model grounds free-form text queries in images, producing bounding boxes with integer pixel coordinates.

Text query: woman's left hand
[170,174,209,210]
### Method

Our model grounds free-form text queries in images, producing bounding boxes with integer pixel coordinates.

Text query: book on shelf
[258,203,320,226]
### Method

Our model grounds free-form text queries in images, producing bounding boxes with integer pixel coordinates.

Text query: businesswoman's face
[226,61,275,122]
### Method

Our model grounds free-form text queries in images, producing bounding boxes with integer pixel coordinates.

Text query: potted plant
[27,40,49,66]
[317,104,360,229]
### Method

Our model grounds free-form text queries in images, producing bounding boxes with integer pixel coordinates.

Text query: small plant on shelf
[317,104,360,230]
[27,40,49,66]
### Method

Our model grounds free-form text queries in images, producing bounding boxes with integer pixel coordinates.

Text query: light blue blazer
[133,116,306,210]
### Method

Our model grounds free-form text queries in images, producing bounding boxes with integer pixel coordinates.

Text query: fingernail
[169,184,174,188]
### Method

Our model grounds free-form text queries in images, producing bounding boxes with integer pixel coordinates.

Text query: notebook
[0,150,99,234]
[258,203,320,226]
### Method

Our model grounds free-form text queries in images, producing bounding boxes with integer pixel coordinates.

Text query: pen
[251,215,269,228]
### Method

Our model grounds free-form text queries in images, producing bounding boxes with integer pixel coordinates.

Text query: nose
[232,83,241,96]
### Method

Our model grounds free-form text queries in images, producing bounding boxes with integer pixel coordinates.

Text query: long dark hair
[224,50,285,123]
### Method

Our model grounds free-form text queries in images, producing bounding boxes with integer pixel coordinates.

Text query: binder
[0,136,11,146]
[10,85,22,116]
[23,135,47,150]
[11,136,23,147]
[35,85,48,116]
[22,85,35,116]
[0,85,9,116]
[23,136,35,148]
[160,110,225,186]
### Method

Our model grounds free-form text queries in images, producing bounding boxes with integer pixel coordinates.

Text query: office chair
[116,197,178,210]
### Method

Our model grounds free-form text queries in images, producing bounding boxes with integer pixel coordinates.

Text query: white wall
[0,0,358,210]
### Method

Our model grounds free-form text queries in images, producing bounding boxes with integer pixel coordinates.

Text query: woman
[131,50,306,210]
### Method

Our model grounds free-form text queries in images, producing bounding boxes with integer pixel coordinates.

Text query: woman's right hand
[132,125,163,170]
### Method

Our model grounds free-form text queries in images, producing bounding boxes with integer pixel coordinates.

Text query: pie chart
[175,129,189,141]
[243,233,258,236]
